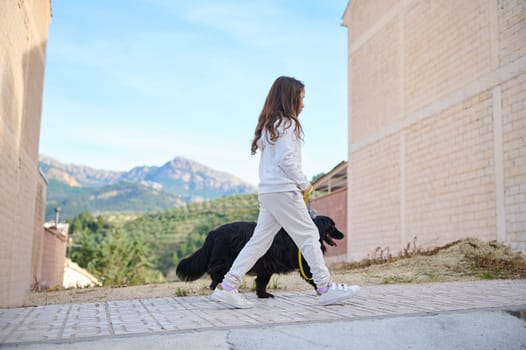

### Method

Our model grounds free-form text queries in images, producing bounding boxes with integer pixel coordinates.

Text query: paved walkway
[1,280,525,347]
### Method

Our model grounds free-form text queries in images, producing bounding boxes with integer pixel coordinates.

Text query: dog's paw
[257,292,275,299]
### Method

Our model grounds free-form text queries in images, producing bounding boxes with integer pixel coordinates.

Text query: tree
[68,213,163,286]
[91,229,162,286]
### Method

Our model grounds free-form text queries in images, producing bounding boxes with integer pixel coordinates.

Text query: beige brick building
[342,0,525,261]
[1,1,52,307]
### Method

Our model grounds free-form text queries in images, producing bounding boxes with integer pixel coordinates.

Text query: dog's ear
[316,216,330,234]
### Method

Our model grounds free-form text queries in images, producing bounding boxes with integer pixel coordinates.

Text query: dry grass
[24,238,526,306]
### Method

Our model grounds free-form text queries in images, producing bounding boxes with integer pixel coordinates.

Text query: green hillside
[122,193,259,277]
[69,193,259,285]
[46,180,185,221]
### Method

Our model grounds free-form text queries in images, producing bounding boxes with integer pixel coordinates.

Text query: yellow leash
[298,249,313,281]
[303,186,313,204]
[298,185,315,281]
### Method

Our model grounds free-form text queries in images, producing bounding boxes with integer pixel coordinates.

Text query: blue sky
[40,0,350,186]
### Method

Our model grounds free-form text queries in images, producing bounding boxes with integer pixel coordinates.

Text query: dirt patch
[24,238,526,306]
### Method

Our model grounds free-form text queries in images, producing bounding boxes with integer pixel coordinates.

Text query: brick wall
[405,91,497,247]
[351,18,401,142]
[502,74,526,249]
[348,0,399,44]
[343,0,525,261]
[350,135,401,260]
[310,189,348,264]
[403,0,492,114]
[499,0,526,66]
[0,1,51,307]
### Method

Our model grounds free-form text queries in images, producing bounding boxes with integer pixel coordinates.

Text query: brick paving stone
[2,305,70,343]
[1,280,525,345]
[61,302,112,339]
[155,309,215,331]
[0,308,33,342]
[107,300,164,335]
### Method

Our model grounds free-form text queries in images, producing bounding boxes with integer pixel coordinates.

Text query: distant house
[341,0,526,261]
[312,161,347,197]
[63,259,101,289]
[310,162,348,264]
[38,223,69,289]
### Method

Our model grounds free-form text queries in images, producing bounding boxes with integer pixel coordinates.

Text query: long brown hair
[250,76,305,154]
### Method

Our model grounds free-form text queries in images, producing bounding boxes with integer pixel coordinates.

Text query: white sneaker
[211,287,254,309]
[318,283,360,306]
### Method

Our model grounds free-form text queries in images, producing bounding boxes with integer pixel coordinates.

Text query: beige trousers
[222,190,330,290]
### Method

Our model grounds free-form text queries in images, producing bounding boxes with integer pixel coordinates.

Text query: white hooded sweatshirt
[257,120,311,194]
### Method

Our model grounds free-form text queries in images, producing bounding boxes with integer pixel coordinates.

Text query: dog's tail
[176,236,213,281]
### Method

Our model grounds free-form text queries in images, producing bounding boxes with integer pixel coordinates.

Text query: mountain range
[39,155,256,221]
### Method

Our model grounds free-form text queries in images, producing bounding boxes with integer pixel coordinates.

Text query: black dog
[176,215,343,298]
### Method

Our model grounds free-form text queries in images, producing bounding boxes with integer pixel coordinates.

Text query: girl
[212,76,360,308]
